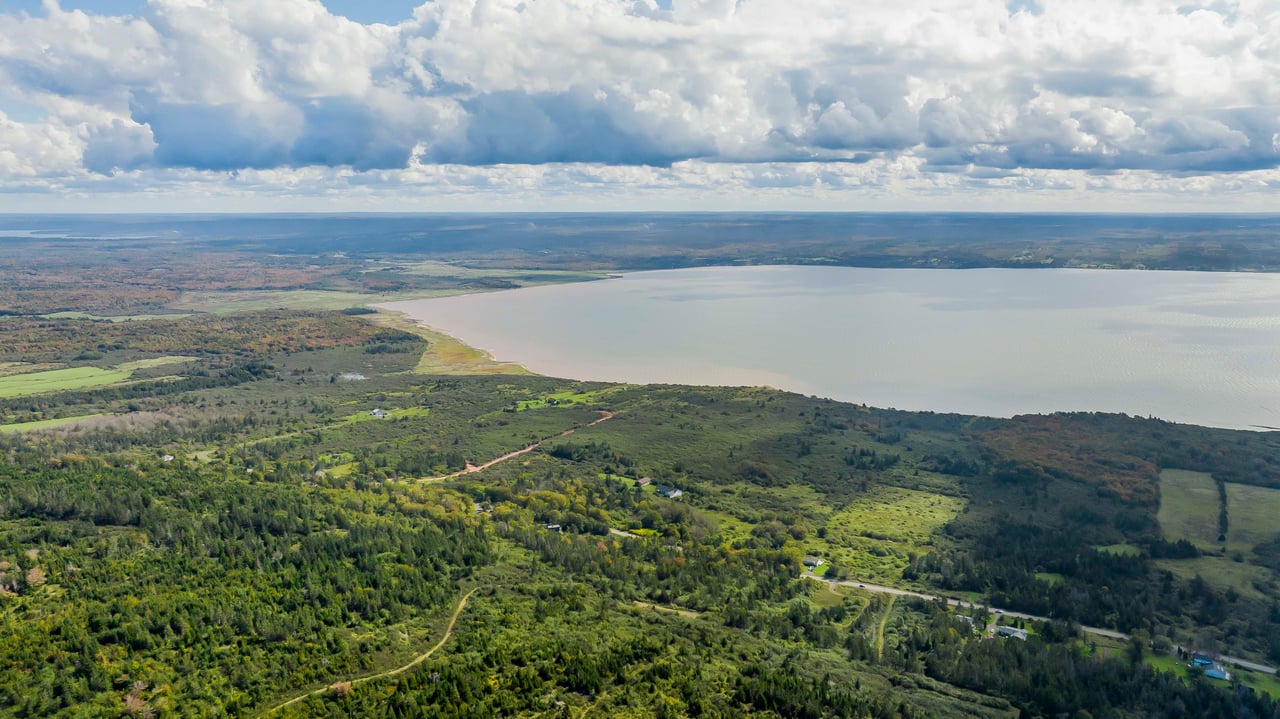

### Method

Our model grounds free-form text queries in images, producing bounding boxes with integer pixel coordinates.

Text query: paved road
[1210,654,1277,676]
[811,574,1128,639]
[806,572,1276,674]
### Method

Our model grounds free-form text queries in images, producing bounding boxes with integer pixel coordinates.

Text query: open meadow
[1158,469,1223,549]
[0,366,131,399]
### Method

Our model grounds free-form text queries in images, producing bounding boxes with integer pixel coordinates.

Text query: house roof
[996,626,1028,639]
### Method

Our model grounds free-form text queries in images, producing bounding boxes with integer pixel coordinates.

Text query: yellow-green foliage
[817,487,965,582]
[516,388,618,410]
[827,487,965,546]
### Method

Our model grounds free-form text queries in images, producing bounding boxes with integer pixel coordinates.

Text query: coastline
[370,265,1280,432]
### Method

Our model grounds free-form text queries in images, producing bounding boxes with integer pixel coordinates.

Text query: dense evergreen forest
[3,300,1280,717]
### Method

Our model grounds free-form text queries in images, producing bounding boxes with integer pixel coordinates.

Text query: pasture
[0,366,131,398]
[1157,469,1280,599]
[0,413,106,433]
[1225,483,1280,554]
[1157,469,1222,549]
[1157,470,1280,555]
[1154,557,1273,600]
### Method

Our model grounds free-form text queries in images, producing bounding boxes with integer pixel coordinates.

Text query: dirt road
[808,572,1278,674]
[259,588,477,716]
[420,411,614,482]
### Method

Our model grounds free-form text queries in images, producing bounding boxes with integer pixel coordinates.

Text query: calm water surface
[381,266,1280,430]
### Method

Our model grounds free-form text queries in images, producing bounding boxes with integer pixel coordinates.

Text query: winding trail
[875,595,896,661]
[259,588,478,716]
[420,411,614,482]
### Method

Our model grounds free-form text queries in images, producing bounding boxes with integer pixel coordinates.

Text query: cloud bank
[1,0,1279,209]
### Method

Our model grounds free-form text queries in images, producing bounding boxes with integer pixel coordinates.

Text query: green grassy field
[0,413,106,433]
[0,366,132,398]
[1146,653,1280,698]
[1155,557,1272,600]
[340,406,431,424]
[1225,483,1280,554]
[1158,469,1222,549]
[516,388,618,410]
[1156,469,1280,599]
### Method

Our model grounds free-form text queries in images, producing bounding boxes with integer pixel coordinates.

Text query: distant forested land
[3,213,1280,315]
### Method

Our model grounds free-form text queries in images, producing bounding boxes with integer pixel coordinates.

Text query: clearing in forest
[1158,469,1280,553]
[0,414,106,433]
[0,366,131,398]
[1224,483,1280,554]
[1157,469,1221,549]
[817,486,965,582]
[1157,469,1280,599]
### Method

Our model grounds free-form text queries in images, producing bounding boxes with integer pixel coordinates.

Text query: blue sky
[0,0,1278,212]
[4,0,426,24]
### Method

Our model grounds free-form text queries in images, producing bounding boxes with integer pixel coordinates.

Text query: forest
[7,213,1280,316]
[4,225,1280,716]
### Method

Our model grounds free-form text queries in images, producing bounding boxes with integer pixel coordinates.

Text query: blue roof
[1205,667,1230,680]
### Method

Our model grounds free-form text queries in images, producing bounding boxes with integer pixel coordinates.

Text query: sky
[1,0,1279,212]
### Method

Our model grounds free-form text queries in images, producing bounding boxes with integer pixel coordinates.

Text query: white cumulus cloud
[0,0,1278,208]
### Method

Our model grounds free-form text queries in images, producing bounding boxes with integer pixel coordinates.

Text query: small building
[370,408,390,418]
[636,477,652,487]
[544,524,562,532]
[996,626,1028,641]
[1203,664,1232,681]
[655,485,683,499]
[1190,654,1231,680]
[1190,653,1216,668]
[160,455,175,463]
[802,555,825,568]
